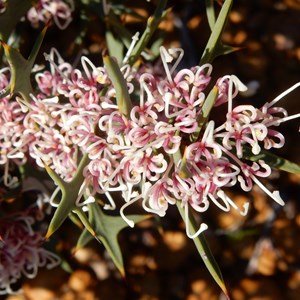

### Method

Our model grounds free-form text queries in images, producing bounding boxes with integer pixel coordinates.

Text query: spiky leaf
[45,154,90,239]
[76,202,151,277]
[127,0,168,66]
[0,25,48,102]
[176,202,230,299]
[0,0,32,42]
[243,147,300,174]
[103,52,133,118]
[201,0,239,65]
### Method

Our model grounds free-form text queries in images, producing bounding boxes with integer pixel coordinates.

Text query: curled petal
[264,129,285,149]
[143,179,176,217]
[174,68,195,85]
[184,203,208,239]
[128,126,155,148]
[120,196,141,228]
[216,190,249,216]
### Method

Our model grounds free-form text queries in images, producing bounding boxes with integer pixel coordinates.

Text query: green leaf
[73,208,99,241]
[0,0,32,42]
[205,0,216,31]
[103,52,133,118]
[201,0,238,65]
[177,149,193,179]
[243,147,300,174]
[149,36,165,59]
[177,86,219,179]
[176,202,230,299]
[104,10,132,54]
[105,30,124,63]
[104,8,127,63]
[76,202,151,277]
[0,25,48,102]
[103,5,163,64]
[45,154,90,239]
[127,0,169,66]
[192,85,219,142]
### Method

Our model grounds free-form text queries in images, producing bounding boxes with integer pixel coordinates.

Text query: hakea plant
[3,45,299,232]
[1,0,300,298]
[11,46,300,229]
[1,43,300,296]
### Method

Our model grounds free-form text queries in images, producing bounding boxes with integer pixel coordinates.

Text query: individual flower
[27,0,74,30]
[238,160,284,206]
[142,177,176,217]
[215,77,300,157]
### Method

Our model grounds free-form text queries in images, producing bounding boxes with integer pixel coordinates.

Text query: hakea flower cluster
[0,209,60,295]
[1,45,299,239]
[0,68,31,187]
[27,0,74,29]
